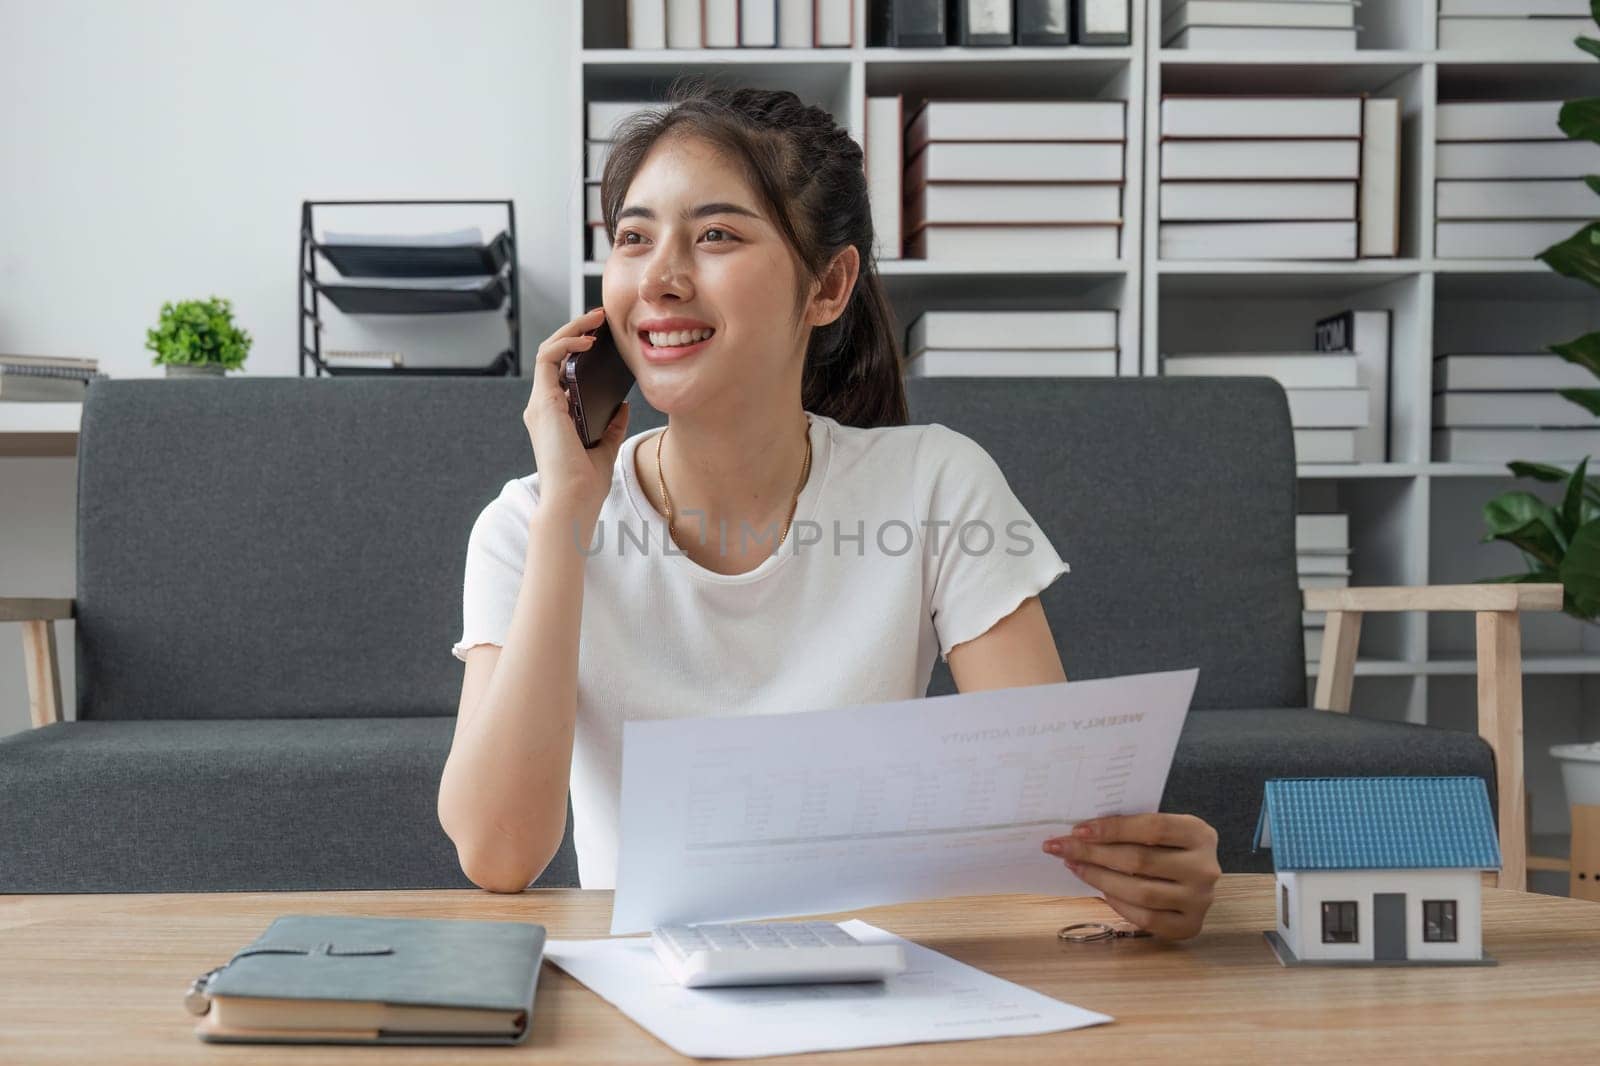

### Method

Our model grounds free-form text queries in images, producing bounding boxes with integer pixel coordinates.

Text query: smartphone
[561,318,636,449]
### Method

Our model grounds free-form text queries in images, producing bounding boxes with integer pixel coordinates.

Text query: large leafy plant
[1482,4,1600,621]
[145,296,252,370]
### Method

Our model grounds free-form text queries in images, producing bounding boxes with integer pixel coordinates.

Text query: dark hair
[600,76,909,429]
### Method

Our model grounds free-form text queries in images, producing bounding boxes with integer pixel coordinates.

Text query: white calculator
[650,921,907,988]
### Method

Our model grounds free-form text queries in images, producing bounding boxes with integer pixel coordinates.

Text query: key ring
[1057,921,1153,943]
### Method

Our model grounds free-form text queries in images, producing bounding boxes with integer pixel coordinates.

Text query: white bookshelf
[574,2,1600,865]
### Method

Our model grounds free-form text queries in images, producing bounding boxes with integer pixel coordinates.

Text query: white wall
[0,0,578,737]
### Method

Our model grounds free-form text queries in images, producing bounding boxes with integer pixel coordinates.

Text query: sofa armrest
[1301,582,1561,893]
[2,597,74,729]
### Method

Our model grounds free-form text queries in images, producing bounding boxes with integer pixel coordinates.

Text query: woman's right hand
[524,306,631,521]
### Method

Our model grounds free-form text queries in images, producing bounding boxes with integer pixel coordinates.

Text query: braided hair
[599,76,909,429]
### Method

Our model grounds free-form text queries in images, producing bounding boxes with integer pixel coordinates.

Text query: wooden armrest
[1302,583,1558,894]
[2,597,74,729]
[1303,584,1562,614]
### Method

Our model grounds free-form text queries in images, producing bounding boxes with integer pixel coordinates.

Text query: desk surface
[2,875,1596,1064]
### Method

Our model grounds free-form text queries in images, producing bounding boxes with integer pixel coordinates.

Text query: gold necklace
[656,417,812,553]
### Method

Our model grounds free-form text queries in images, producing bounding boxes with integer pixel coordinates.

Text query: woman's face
[602,133,812,413]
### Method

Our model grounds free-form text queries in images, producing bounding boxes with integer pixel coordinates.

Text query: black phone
[560,319,636,449]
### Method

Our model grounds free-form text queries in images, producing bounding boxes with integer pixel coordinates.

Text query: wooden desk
[2,875,1596,1064]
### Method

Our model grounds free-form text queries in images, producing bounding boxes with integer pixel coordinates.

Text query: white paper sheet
[611,668,1198,935]
[545,920,1112,1059]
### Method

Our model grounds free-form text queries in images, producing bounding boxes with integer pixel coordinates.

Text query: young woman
[438,81,1220,940]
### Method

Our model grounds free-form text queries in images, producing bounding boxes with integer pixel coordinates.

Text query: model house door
[1374,893,1407,961]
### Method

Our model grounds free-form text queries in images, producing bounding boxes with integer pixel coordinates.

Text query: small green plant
[144,296,252,370]
[1481,4,1600,622]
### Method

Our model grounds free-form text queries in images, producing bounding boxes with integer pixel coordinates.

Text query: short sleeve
[451,478,536,662]
[916,424,1070,663]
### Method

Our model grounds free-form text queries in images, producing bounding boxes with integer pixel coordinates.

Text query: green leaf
[1549,332,1600,378]
[1585,174,1600,198]
[1508,460,1573,482]
[1564,457,1591,536]
[1560,520,1600,618]
[1558,388,1600,417]
[1483,492,1566,566]
[1538,222,1600,286]
[1560,98,1600,140]
[1580,37,1600,62]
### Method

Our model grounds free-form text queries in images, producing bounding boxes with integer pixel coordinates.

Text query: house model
[1253,776,1501,967]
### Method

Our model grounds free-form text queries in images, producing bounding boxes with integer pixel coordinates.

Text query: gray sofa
[0,376,1521,892]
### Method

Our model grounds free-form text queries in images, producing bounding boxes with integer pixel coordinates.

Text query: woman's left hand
[1042,813,1221,941]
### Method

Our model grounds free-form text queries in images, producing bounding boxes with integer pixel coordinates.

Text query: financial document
[546,920,1112,1058]
[610,668,1198,935]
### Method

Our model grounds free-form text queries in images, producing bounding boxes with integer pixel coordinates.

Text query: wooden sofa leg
[1477,610,1526,893]
[22,619,64,728]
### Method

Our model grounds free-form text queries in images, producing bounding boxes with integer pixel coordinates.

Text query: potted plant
[145,296,252,377]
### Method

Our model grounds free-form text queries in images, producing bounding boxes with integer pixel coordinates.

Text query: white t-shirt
[452,411,1070,888]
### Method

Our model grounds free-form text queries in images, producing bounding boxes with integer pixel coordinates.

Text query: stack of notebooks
[586,100,668,262]
[1158,95,1399,259]
[1,354,107,402]
[1298,513,1352,663]
[1432,352,1599,462]
[1435,99,1595,259]
[1161,309,1391,464]
[903,310,1118,378]
[624,0,853,48]
[903,100,1126,263]
[1438,0,1592,51]
[1162,0,1360,50]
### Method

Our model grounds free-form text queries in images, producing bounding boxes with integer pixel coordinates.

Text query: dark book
[1017,0,1072,45]
[878,0,946,46]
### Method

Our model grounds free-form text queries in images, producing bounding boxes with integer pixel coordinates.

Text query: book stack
[624,0,853,48]
[873,0,1131,46]
[1298,513,1352,663]
[0,354,107,402]
[1162,0,1359,50]
[903,99,1127,263]
[1435,99,1595,259]
[1438,0,1592,52]
[1159,95,1399,259]
[585,100,670,262]
[903,311,1118,378]
[1432,352,1600,462]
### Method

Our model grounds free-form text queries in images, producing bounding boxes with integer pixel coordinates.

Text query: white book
[628,0,667,48]
[778,0,813,46]
[1303,609,1325,628]
[1286,387,1370,429]
[907,183,1123,226]
[1434,391,1597,428]
[1161,139,1360,180]
[816,0,852,45]
[1162,0,1356,31]
[1434,354,1596,392]
[906,101,1126,152]
[905,350,1119,378]
[1314,309,1391,463]
[666,0,701,46]
[1295,428,1358,463]
[587,140,613,182]
[1159,220,1357,259]
[740,0,776,45]
[585,183,602,224]
[1297,555,1353,576]
[908,311,1119,351]
[590,225,612,263]
[1440,0,1588,12]
[1162,96,1362,140]
[1297,514,1350,551]
[703,0,739,46]
[1436,219,1582,258]
[1436,140,1600,179]
[1436,180,1593,219]
[1162,353,1359,389]
[1160,181,1356,221]
[906,142,1126,184]
[1439,16,1590,51]
[1304,628,1324,662]
[866,97,903,261]
[587,101,663,141]
[907,224,1122,262]
[1433,427,1600,462]
[1436,101,1564,141]
[1360,98,1401,257]
[1167,25,1357,49]
[1299,573,1351,590]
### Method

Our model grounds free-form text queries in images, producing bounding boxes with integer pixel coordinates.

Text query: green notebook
[189,915,546,1046]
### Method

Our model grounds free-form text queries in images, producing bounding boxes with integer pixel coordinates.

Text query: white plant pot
[1550,742,1600,808]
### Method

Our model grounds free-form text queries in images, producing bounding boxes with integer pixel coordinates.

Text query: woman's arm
[947,595,1221,940]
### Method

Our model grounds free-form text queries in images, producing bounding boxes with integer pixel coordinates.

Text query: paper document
[611,668,1198,935]
[545,920,1112,1059]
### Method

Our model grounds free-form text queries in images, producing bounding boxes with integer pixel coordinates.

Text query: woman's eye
[703,228,730,242]
[618,231,642,245]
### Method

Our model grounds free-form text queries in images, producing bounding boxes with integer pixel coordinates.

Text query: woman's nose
[640,248,692,302]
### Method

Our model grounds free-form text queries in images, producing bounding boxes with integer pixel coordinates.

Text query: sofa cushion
[1163,709,1498,873]
[0,717,577,893]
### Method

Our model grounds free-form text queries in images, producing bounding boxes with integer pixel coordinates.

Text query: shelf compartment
[309,276,507,315]
[316,350,516,377]
[314,231,512,278]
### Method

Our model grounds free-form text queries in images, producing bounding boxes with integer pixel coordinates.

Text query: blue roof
[1252,776,1501,872]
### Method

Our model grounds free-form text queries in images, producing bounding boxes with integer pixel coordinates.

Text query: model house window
[1281,884,1289,928]
[1321,900,1358,943]
[1423,900,1457,943]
